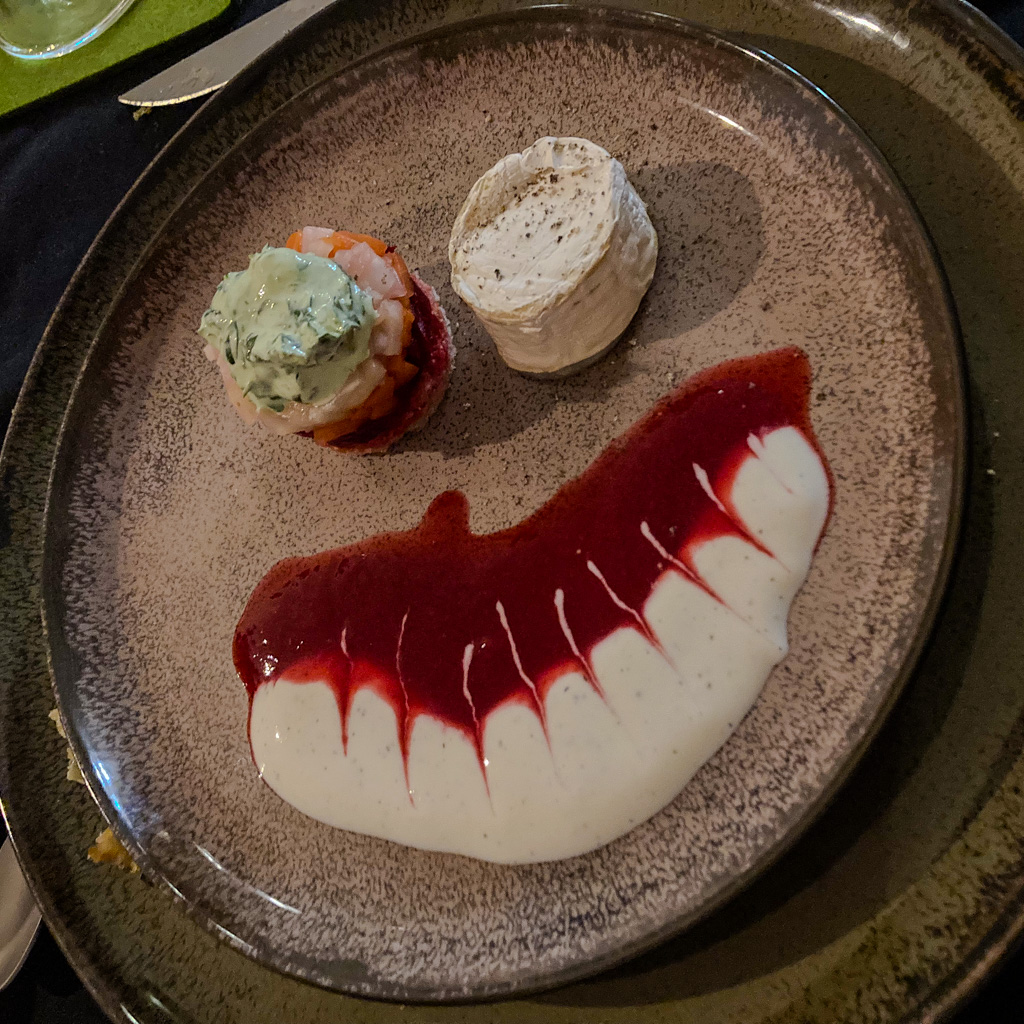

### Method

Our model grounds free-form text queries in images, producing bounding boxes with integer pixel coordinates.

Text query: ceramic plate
[37,7,961,1001]
[9,0,1018,1020]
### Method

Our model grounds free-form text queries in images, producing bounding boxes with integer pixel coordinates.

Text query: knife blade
[118,0,338,107]
[0,839,41,993]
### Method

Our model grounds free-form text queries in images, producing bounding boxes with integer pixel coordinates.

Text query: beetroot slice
[320,273,453,452]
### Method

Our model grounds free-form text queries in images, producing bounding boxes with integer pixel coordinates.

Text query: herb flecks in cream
[199,247,377,412]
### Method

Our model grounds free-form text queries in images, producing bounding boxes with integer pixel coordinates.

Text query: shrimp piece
[333,241,406,302]
[300,226,334,257]
[371,299,407,356]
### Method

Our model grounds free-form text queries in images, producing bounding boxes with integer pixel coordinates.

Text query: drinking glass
[0,0,137,59]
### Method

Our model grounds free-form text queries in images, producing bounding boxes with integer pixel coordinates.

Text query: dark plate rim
[35,2,967,1003]
[7,0,1010,1015]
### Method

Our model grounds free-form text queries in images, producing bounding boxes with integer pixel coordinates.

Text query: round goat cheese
[448,137,658,375]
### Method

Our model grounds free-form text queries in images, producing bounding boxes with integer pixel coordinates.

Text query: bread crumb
[52,709,138,873]
[88,828,139,873]
[66,748,86,785]
[50,708,86,784]
[48,707,66,739]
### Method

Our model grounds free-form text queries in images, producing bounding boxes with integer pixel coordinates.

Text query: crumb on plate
[51,708,139,873]
[88,828,139,873]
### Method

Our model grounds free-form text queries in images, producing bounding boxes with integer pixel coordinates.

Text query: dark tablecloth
[1,0,1022,1019]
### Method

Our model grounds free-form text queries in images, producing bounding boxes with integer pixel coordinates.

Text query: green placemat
[0,0,231,118]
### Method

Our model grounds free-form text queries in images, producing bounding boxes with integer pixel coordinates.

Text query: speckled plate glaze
[10,0,1024,1020]
[37,7,962,1001]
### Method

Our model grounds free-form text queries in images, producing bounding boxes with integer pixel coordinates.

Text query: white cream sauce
[248,425,829,863]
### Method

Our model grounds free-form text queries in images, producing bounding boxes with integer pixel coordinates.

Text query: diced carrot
[312,407,369,445]
[285,230,303,251]
[313,389,394,445]
[384,354,419,387]
[361,376,398,419]
[311,356,420,446]
[399,306,415,347]
[327,231,389,257]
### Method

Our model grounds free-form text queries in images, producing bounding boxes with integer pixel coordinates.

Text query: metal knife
[118,0,337,107]
[0,838,41,993]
